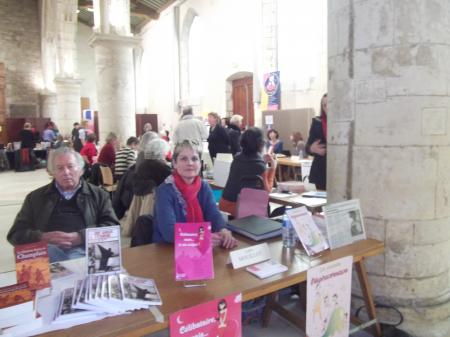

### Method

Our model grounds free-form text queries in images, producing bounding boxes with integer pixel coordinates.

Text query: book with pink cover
[170,292,242,337]
[174,222,214,281]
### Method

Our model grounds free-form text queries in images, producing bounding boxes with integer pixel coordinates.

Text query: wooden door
[136,114,158,136]
[232,76,254,127]
[0,63,6,145]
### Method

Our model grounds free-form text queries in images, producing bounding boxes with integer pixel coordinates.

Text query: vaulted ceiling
[78,0,177,33]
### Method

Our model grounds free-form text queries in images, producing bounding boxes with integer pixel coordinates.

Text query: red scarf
[321,113,327,140]
[173,171,204,222]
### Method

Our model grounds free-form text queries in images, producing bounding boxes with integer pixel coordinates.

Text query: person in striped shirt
[114,137,139,180]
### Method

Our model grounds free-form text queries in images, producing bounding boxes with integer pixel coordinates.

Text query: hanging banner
[260,71,281,111]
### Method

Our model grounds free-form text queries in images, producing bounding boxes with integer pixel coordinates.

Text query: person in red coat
[97,132,118,172]
[80,133,98,165]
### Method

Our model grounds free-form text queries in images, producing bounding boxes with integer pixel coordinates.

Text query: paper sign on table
[229,243,271,269]
[306,256,353,337]
[174,222,214,281]
[170,292,242,337]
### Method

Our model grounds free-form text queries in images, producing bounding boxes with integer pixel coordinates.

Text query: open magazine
[323,199,366,249]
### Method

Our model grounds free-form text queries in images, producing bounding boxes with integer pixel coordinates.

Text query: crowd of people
[7,94,328,263]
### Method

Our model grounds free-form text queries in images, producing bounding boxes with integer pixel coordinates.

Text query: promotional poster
[306,256,353,337]
[170,292,242,337]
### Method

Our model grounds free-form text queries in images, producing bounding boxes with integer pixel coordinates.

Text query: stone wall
[328,1,450,336]
[0,0,42,116]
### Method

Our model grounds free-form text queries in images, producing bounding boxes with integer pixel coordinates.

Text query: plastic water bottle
[282,211,296,248]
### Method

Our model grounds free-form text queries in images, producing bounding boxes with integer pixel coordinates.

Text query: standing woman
[153,140,237,249]
[207,112,230,161]
[305,93,327,190]
[228,114,243,156]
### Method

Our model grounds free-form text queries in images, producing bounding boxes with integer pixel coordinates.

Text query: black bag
[130,214,154,247]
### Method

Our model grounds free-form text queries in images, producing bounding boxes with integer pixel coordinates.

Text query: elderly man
[172,106,207,150]
[7,147,120,262]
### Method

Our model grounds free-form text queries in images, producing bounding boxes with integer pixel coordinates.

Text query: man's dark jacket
[7,179,120,245]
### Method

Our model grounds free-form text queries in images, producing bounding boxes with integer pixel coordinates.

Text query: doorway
[232,76,254,127]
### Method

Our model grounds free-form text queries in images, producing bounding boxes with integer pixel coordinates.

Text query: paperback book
[0,282,35,328]
[50,262,74,280]
[15,241,51,291]
[286,206,329,256]
[170,292,242,337]
[174,222,214,281]
[86,226,122,275]
[119,274,162,306]
[246,260,288,279]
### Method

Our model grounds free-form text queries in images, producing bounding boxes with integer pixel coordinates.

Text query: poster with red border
[170,292,242,337]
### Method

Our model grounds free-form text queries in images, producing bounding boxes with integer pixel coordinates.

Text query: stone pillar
[39,90,57,119]
[328,1,450,336]
[40,0,81,134]
[89,33,139,143]
[54,77,82,135]
[89,0,138,143]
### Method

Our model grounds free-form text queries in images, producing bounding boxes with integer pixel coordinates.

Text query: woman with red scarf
[305,93,327,190]
[153,140,237,248]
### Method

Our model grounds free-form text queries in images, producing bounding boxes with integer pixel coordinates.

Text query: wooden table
[276,157,309,181]
[39,238,384,337]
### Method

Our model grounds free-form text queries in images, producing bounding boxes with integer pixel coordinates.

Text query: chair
[99,166,117,193]
[236,187,269,219]
[122,193,155,237]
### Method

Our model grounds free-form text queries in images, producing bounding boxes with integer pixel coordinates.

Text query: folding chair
[99,166,117,193]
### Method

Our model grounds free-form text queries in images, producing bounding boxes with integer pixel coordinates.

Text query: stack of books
[0,283,43,336]
[54,273,162,322]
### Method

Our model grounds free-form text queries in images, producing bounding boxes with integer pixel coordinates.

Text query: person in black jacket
[228,114,243,156]
[19,123,36,149]
[207,112,230,160]
[305,93,327,190]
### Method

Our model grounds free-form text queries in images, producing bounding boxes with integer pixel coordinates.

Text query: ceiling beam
[130,0,160,20]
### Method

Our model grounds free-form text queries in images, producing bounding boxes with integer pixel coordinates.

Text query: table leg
[262,292,277,327]
[355,259,382,337]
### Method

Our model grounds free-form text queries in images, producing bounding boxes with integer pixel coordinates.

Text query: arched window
[187,15,205,101]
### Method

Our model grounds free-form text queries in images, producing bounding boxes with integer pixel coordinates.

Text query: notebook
[227,215,282,241]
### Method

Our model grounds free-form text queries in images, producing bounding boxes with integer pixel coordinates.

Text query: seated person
[153,140,237,249]
[7,147,120,263]
[265,129,283,154]
[114,136,139,180]
[219,127,277,217]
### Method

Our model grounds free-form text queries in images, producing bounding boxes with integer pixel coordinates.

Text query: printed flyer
[170,292,242,337]
[174,222,213,281]
[306,256,353,337]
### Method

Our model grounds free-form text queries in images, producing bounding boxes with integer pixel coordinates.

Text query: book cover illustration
[286,206,329,256]
[50,262,74,280]
[0,282,33,309]
[306,256,353,337]
[174,222,213,281]
[86,226,122,274]
[170,292,242,337]
[119,274,162,306]
[15,241,51,291]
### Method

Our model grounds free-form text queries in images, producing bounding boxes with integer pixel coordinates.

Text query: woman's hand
[263,153,277,168]
[212,229,237,249]
[310,139,326,156]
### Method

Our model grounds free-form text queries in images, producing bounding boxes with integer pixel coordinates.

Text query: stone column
[39,90,57,119]
[89,33,139,142]
[90,0,138,143]
[328,1,450,336]
[54,77,82,134]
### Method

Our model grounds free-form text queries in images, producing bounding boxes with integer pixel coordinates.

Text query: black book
[227,215,282,241]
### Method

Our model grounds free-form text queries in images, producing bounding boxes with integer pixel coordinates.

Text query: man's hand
[219,229,238,249]
[41,231,82,249]
[310,140,326,156]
